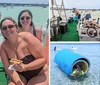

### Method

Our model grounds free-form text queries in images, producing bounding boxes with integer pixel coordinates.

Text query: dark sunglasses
[20,16,30,20]
[1,24,15,31]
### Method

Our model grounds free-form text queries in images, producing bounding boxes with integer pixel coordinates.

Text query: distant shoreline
[0,3,49,8]
[50,8,100,11]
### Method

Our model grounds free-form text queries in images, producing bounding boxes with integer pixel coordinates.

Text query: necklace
[11,41,19,59]
[8,35,21,59]
[12,43,18,51]
[11,37,18,50]
[8,36,19,52]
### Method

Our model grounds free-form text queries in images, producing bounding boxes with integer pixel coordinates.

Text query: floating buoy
[54,49,90,77]
[70,47,77,51]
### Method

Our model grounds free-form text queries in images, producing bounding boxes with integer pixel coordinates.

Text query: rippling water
[50,43,100,85]
[0,6,49,43]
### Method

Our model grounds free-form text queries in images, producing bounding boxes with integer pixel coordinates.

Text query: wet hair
[18,9,33,28]
[0,17,18,39]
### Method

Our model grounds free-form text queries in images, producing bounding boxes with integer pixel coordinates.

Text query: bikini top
[33,24,36,37]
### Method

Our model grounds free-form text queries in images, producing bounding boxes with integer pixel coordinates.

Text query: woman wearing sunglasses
[0,17,48,85]
[18,10,49,65]
[18,9,42,42]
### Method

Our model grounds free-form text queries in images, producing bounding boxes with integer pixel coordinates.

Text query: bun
[10,58,23,64]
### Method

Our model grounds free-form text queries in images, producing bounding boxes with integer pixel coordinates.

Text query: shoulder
[19,32,35,38]
[18,32,41,48]
[18,32,37,42]
[34,26,41,32]
[0,41,8,54]
[1,41,8,49]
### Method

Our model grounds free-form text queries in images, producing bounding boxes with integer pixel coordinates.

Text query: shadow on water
[57,66,90,81]
[67,73,90,82]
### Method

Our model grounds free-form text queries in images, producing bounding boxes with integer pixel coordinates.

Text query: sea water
[50,43,100,85]
[0,6,49,42]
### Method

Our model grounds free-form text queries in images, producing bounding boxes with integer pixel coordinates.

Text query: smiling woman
[0,17,49,85]
[18,9,42,42]
[1,24,16,31]
[0,17,18,40]
[0,3,49,44]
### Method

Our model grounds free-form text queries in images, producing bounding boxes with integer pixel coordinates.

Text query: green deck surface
[51,21,79,41]
[0,63,7,85]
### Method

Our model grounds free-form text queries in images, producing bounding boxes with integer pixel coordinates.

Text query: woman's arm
[0,43,24,85]
[23,32,46,71]
[35,26,42,42]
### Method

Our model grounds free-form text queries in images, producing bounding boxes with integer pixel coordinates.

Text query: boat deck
[50,21,79,41]
[0,62,7,85]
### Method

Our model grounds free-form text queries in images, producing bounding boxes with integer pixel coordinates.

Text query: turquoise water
[0,6,49,42]
[50,43,100,85]
[0,6,49,26]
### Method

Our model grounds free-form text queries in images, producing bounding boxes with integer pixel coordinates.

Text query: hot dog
[10,58,23,64]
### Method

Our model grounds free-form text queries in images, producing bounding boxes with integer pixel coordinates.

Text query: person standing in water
[54,46,56,52]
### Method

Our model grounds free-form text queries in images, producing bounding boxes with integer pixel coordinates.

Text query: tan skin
[19,12,42,42]
[20,11,49,64]
[0,19,48,85]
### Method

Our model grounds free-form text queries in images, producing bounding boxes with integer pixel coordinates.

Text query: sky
[51,0,100,9]
[0,0,100,9]
[0,0,48,4]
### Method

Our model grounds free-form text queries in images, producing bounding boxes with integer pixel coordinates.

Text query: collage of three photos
[0,0,100,85]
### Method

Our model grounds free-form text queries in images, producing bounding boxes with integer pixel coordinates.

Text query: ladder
[50,0,67,39]
[51,0,67,22]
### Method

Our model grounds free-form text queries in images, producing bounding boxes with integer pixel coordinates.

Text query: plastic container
[54,49,90,76]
